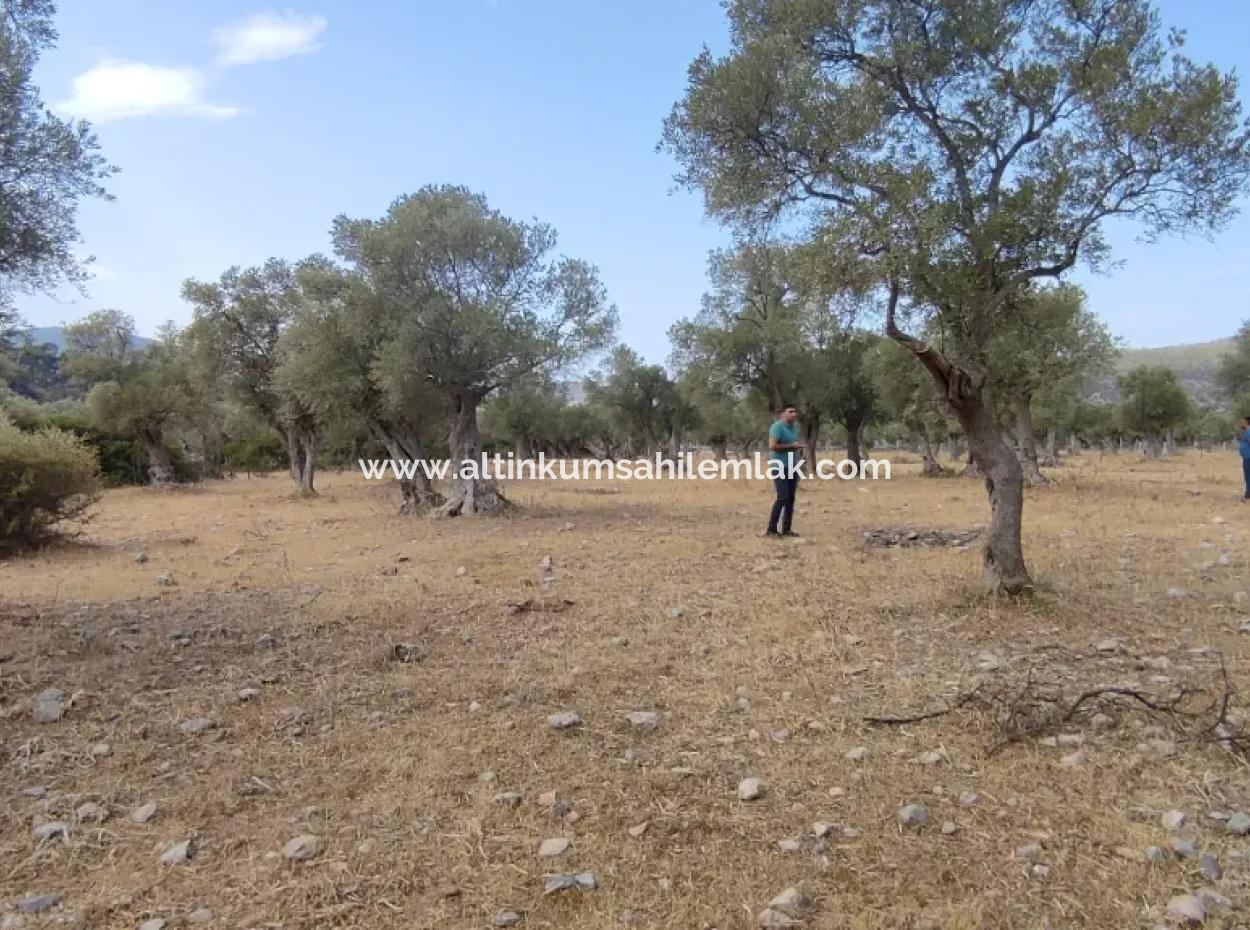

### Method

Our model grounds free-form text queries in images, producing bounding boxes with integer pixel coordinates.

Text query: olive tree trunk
[1012,394,1046,485]
[886,288,1031,595]
[1040,427,1060,467]
[920,435,942,477]
[1144,432,1163,459]
[140,427,175,487]
[802,417,820,477]
[380,426,445,513]
[440,392,510,517]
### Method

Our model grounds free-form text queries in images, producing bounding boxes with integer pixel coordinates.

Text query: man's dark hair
[778,402,797,413]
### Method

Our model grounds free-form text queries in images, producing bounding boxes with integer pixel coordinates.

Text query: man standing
[766,403,803,536]
[1240,416,1250,501]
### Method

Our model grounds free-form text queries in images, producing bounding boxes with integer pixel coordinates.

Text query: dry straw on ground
[1,451,1248,929]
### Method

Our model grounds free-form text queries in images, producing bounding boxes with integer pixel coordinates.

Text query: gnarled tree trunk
[139,427,175,487]
[802,417,820,477]
[440,392,510,517]
[1040,427,1060,467]
[380,427,445,513]
[1012,394,1046,485]
[298,431,317,494]
[886,285,1031,595]
[1144,432,1163,459]
[920,435,942,477]
[844,416,864,472]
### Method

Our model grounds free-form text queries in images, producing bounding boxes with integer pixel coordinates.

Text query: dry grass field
[2,451,1249,930]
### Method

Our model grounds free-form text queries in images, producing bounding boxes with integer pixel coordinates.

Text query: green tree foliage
[585,346,694,457]
[332,185,617,515]
[276,259,447,510]
[60,308,137,386]
[986,285,1118,481]
[79,319,197,485]
[182,260,321,493]
[1118,365,1192,458]
[1216,321,1250,416]
[0,0,113,310]
[663,0,1250,594]
[0,408,100,552]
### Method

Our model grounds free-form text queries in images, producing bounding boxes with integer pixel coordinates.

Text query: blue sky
[24,0,1250,360]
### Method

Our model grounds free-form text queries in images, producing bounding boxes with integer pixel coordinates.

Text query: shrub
[0,412,101,553]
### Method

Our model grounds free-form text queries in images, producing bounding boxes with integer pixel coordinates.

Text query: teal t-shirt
[769,419,799,467]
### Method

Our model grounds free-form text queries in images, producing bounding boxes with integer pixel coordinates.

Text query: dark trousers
[768,475,799,533]
[1243,458,1250,498]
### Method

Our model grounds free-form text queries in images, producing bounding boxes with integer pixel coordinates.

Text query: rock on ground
[1166,894,1205,924]
[546,711,583,730]
[738,777,764,801]
[897,803,929,827]
[131,802,158,824]
[537,837,571,859]
[32,689,66,723]
[160,840,194,865]
[283,834,320,861]
[16,894,60,913]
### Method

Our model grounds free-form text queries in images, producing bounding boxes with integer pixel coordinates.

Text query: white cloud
[211,12,327,66]
[55,61,240,123]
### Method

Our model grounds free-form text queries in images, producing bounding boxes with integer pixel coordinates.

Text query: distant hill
[1095,337,1235,406]
[26,326,151,352]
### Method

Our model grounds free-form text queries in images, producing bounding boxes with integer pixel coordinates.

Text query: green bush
[223,434,285,474]
[0,412,101,553]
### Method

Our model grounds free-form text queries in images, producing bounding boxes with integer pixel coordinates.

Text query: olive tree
[664,0,1250,594]
[332,186,617,516]
[1118,365,1190,458]
[182,261,322,494]
[986,285,1117,483]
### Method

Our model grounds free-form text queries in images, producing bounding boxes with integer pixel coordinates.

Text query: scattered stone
[1166,894,1205,924]
[186,909,214,925]
[455,566,468,577]
[1095,639,1121,653]
[22,786,47,799]
[131,802,158,824]
[769,728,791,743]
[547,711,583,731]
[976,652,1005,671]
[628,822,648,839]
[160,839,194,865]
[538,837,571,859]
[90,741,111,756]
[737,777,763,801]
[76,802,108,822]
[543,872,597,894]
[538,790,560,809]
[941,820,960,835]
[32,688,66,723]
[897,803,929,827]
[1225,812,1250,835]
[1162,810,1187,832]
[1030,863,1050,880]
[1015,842,1045,861]
[283,834,320,861]
[610,636,628,647]
[493,792,523,807]
[1197,853,1222,881]
[863,526,981,548]
[177,717,216,736]
[469,701,482,712]
[1145,846,1167,863]
[1169,837,1197,859]
[917,751,943,765]
[665,607,685,620]
[958,791,980,807]
[33,821,69,841]
[135,551,149,564]
[1056,733,1084,747]
[626,711,659,730]
[1196,888,1231,912]
[811,822,835,838]
[392,643,426,663]
[256,633,277,649]
[776,838,801,853]
[1166,587,1188,599]
[139,920,166,930]
[275,707,310,731]
[494,911,522,928]
[845,746,869,762]
[237,688,260,702]
[1059,750,1087,767]
[764,887,810,920]
[156,572,175,587]
[16,894,60,914]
